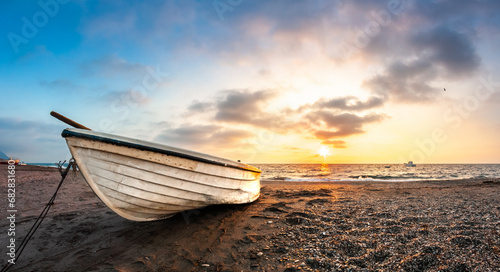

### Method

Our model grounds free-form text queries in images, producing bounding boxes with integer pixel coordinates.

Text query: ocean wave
[301,173,330,178]
[347,174,421,180]
[282,177,422,182]
[256,164,500,183]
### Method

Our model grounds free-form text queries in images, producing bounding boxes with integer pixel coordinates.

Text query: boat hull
[63,130,261,221]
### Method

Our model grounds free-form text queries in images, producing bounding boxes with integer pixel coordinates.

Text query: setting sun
[318,146,331,158]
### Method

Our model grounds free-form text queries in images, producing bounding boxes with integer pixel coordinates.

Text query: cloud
[363,60,437,103]
[308,111,386,139]
[213,89,293,131]
[363,25,481,103]
[104,89,151,107]
[73,0,492,83]
[312,96,384,111]
[337,0,494,62]
[139,0,349,62]
[187,100,214,113]
[74,0,496,70]
[412,0,500,23]
[410,26,480,77]
[177,89,388,152]
[214,90,275,121]
[209,90,386,138]
[321,140,347,148]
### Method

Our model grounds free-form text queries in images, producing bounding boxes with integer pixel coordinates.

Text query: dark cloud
[320,1,487,105]
[179,90,388,149]
[296,96,386,142]
[338,0,496,60]
[308,112,386,139]
[215,90,275,122]
[363,60,437,103]
[187,101,214,113]
[364,25,481,103]
[412,0,500,23]
[212,90,387,140]
[78,0,497,68]
[213,90,292,131]
[411,26,480,77]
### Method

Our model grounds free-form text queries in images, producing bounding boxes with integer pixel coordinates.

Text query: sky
[1,0,500,164]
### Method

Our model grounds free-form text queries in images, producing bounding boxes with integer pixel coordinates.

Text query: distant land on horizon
[0,151,10,160]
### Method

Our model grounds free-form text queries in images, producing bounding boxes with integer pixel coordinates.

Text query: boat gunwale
[62,128,261,174]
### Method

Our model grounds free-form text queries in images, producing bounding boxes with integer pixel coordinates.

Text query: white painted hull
[63,129,261,221]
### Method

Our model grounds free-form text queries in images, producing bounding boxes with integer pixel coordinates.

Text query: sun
[318,146,331,158]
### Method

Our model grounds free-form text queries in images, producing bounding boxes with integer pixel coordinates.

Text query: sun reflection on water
[319,163,331,176]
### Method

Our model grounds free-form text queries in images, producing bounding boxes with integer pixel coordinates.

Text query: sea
[253,164,500,182]
[26,162,70,168]
[26,162,500,182]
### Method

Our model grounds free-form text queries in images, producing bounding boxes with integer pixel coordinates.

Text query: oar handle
[50,111,92,130]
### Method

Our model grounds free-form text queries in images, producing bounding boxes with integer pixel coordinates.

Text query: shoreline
[0,165,499,271]
[262,176,500,184]
[12,164,500,183]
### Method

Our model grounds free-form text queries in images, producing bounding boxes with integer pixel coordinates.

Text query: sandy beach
[1,165,499,271]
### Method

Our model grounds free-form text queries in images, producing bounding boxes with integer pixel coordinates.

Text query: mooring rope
[1,159,76,272]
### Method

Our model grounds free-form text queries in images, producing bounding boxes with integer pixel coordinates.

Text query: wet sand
[1,165,499,271]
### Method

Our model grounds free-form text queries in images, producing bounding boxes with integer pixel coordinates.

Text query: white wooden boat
[61,128,261,221]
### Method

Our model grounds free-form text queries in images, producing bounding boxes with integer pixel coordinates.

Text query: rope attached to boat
[1,159,77,272]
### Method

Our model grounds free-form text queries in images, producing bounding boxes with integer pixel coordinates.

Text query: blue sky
[1,0,500,163]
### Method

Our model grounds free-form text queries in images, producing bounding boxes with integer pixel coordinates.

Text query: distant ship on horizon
[404,161,416,167]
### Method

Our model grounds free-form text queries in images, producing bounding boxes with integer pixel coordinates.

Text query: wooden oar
[50,111,92,130]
